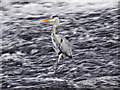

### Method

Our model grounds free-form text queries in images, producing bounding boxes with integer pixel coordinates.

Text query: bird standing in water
[42,15,72,66]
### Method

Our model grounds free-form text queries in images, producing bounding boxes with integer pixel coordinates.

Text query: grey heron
[42,15,72,66]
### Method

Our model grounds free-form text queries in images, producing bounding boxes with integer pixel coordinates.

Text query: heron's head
[42,15,59,24]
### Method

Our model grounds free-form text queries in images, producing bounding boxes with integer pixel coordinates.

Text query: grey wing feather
[57,34,72,57]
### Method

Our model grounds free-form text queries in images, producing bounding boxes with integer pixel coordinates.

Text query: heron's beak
[42,18,52,22]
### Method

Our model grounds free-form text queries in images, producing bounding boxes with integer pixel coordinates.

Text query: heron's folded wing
[58,34,72,57]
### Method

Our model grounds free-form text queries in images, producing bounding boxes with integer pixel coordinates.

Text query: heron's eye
[52,15,58,19]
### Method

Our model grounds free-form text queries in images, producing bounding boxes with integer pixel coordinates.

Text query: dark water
[1,0,120,89]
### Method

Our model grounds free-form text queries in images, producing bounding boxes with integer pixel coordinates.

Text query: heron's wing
[56,34,72,57]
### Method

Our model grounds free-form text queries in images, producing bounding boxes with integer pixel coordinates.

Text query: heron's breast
[51,34,60,54]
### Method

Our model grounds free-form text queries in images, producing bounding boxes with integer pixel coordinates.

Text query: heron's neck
[53,25,56,35]
[52,18,59,36]
[52,24,59,44]
[53,23,58,35]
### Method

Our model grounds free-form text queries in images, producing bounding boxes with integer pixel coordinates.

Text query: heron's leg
[56,53,63,66]
[62,56,64,64]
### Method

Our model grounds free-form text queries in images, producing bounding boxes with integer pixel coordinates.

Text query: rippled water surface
[1,0,120,89]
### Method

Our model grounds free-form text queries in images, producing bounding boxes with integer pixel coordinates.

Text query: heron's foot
[62,63,65,67]
[55,64,65,71]
[53,64,57,70]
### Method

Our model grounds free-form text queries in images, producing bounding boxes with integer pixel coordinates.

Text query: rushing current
[1,0,120,89]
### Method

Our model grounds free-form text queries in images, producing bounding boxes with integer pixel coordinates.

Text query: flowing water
[1,0,120,89]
